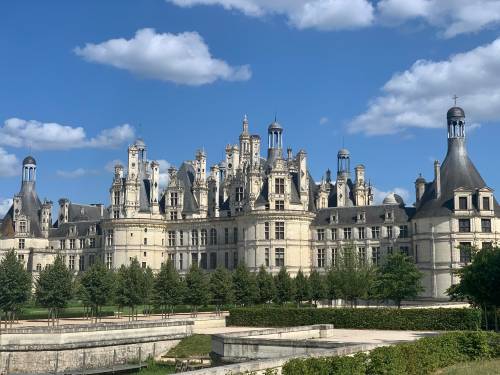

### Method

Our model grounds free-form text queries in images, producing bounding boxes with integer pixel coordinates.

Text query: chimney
[434,161,441,199]
[287,147,293,160]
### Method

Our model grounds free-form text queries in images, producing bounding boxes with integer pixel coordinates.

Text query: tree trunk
[494,306,498,332]
[484,304,489,330]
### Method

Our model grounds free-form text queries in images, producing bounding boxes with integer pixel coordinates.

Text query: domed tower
[22,155,37,185]
[267,120,283,161]
[337,148,350,179]
[447,106,465,139]
[336,148,351,207]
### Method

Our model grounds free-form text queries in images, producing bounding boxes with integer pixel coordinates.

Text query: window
[60,240,66,249]
[70,238,76,249]
[36,263,42,272]
[191,230,199,246]
[264,222,270,240]
[225,252,229,268]
[200,253,207,269]
[358,247,366,264]
[143,238,148,246]
[18,254,24,262]
[358,227,365,240]
[235,187,244,202]
[372,247,380,265]
[458,219,471,233]
[275,178,285,194]
[143,251,147,257]
[168,231,176,246]
[343,227,352,240]
[371,226,380,239]
[200,229,207,245]
[170,192,179,207]
[233,251,238,268]
[114,192,120,206]
[483,197,491,210]
[400,246,410,256]
[224,228,229,244]
[106,231,113,247]
[105,253,112,270]
[210,253,217,269]
[233,227,238,243]
[399,225,408,238]
[18,238,25,249]
[459,242,472,264]
[209,228,217,245]
[483,242,493,250]
[275,222,285,240]
[331,228,337,240]
[275,200,285,211]
[317,248,326,268]
[275,248,285,267]
[386,226,393,239]
[179,230,184,246]
[89,238,96,248]
[481,219,491,233]
[141,262,147,269]
[68,255,75,270]
[19,221,27,232]
[79,256,85,271]
[317,228,325,241]
[80,238,85,249]
[191,252,199,266]
[113,210,120,219]
[88,255,95,266]
[459,196,468,210]
[332,248,338,267]
[265,248,270,267]
[387,246,393,255]
[179,253,184,270]
[170,211,178,221]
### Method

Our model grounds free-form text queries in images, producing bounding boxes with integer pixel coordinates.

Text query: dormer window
[19,221,27,233]
[482,197,491,211]
[459,197,467,210]
[357,212,366,223]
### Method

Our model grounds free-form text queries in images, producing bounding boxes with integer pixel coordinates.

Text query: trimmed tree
[115,259,144,320]
[375,252,423,308]
[232,263,258,306]
[79,260,115,323]
[256,265,276,305]
[293,269,310,307]
[35,255,73,326]
[325,267,338,306]
[152,260,182,318]
[209,267,234,315]
[309,269,327,306]
[184,263,209,316]
[0,249,31,329]
[274,267,295,305]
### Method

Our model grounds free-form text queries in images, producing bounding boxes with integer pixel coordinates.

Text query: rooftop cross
[453,94,459,106]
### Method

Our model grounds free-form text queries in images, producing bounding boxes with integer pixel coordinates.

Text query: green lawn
[165,334,212,358]
[436,359,500,374]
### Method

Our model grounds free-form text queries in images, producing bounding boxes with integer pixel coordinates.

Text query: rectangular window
[170,192,179,207]
[275,222,285,240]
[331,228,337,240]
[168,231,176,246]
[89,238,96,248]
[89,254,95,266]
[317,228,325,241]
[106,254,112,270]
[332,248,338,267]
[170,211,178,221]
[69,238,75,249]
[386,226,393,239]
[317,248,326,268]
[106,231,113,247]
[142,262,147,269]
[69,255,75,270]
[113,210,120,219]
[210,253,217,269]
[179,253,184,270]
[200,229,207,245]
[387,246,393,255]
[191,252,198,266]
[191,230,199,246]
[483,242,492,250]
[459,242,472,264]
[275,200,285,211]
[19,238,25,249]
[233,227,238,243]
[483,197,491,210]
[235,187,244,202]
[265,248,270,267]
[358,247,366,264]
[79,256,85,271]
[224,252,229,268]
[371,226,380,239]
[143,237,148,246]
[358,227,365,239]
[400,246,410,256]
[60,240,66,249]
[343,227,352,240]
[114,192,120,206]
[233,251,238,268]
[399,225,408,238]
[458,219,471,233]
[372,247,380,266]
[179,230,184,246]
[79,238,85,249]
[275,178,285,194]
[481,219,492,233]
[275,248,285,267]
[200,253,207,269]
[224,228,229,244]
[19,221,27,232]
[459,196,468,210]
[210,228,217,245]
[264,222,270,240]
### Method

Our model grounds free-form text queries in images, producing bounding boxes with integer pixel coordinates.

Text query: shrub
[227,307,481,331]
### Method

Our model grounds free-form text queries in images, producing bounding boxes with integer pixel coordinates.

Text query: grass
[165,334,212,358]
[435,359,500,374]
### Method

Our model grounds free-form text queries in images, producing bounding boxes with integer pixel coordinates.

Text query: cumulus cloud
[378,0,500,38]
[0,118,134,150]
[373,187,411,205]
[75,28,251,86]
[158,159,171,188]
[349,37,500,135]
[0,148,19,177]
[105,159,124,173]
[0,198,13,217]
[56,168,99,178]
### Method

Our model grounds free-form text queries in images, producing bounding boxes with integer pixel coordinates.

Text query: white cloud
[105,159,124,173]
[349,37,500,135]
[168,0,374,30]
[75,28,251,86]
[373,187,411,205]
[0,118,134,150]
[319,116,329,125]
[0,148,19,177]
[0,198,13,217]
[56,168,99,178]
[378,0,500,38]
[158,159,171,188]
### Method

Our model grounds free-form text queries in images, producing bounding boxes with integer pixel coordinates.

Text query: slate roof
[178,162,199,213]
[68,203,103,222]
[50,221,102,237]
[313,204,415,226]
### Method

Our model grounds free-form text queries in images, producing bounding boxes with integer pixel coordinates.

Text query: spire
[242,114,249,135]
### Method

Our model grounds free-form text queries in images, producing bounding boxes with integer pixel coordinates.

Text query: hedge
[282,331,500,375]
[227,307,481,331]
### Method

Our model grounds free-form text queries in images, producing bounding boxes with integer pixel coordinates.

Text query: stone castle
[1,106,498,299]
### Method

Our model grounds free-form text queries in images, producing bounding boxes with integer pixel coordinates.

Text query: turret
[58,198,70,224]
[239,115,251,164]
[415,174,426,203]
[150,160,160,214]
[22,156,37,185]
[267,120,283,161]
[40,200,52,238]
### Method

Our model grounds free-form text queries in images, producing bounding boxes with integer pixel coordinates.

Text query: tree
[309,270,326,306]
[374,253,423,308]
[274,267,295,305]
[0,250,31,329]
[141,267,154,315]
[184,263,209,316]
[293,269,310,307]
[35,255,73,326]
[210,267,234,315]
[152,260,182,318]
[333,244,375,307]
[79,261,115,323]
[256,265,276,305]
[325,267,338,306]
[115,258,144,320]
[232,263,258,306]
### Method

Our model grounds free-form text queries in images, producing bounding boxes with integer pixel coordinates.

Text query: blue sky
[1,0,500,213]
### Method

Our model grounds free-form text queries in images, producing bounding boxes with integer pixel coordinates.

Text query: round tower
[22,155,37,184]
[267,120,283,161]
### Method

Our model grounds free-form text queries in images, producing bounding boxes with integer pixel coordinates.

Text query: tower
[239,115,251,165]
[336,148,350,207]
[267,120,283,161]
[22,156,37,185]
[150,160,160,214]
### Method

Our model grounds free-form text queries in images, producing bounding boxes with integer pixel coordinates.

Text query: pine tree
[0,249,31,329]
[293,269,310,307]
[152,260,182,318]
[209,267,234,315]
[35,255,74,326]
[79,260,115,323]
[256,265,276,305]
[184,263,209,316]
[309,269,326,305]
[274,267,295,305]
[232,263,258,306]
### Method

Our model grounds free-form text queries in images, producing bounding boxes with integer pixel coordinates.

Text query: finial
[453,94,458,106]
[274,112,277,123]
[243,114,248,122]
